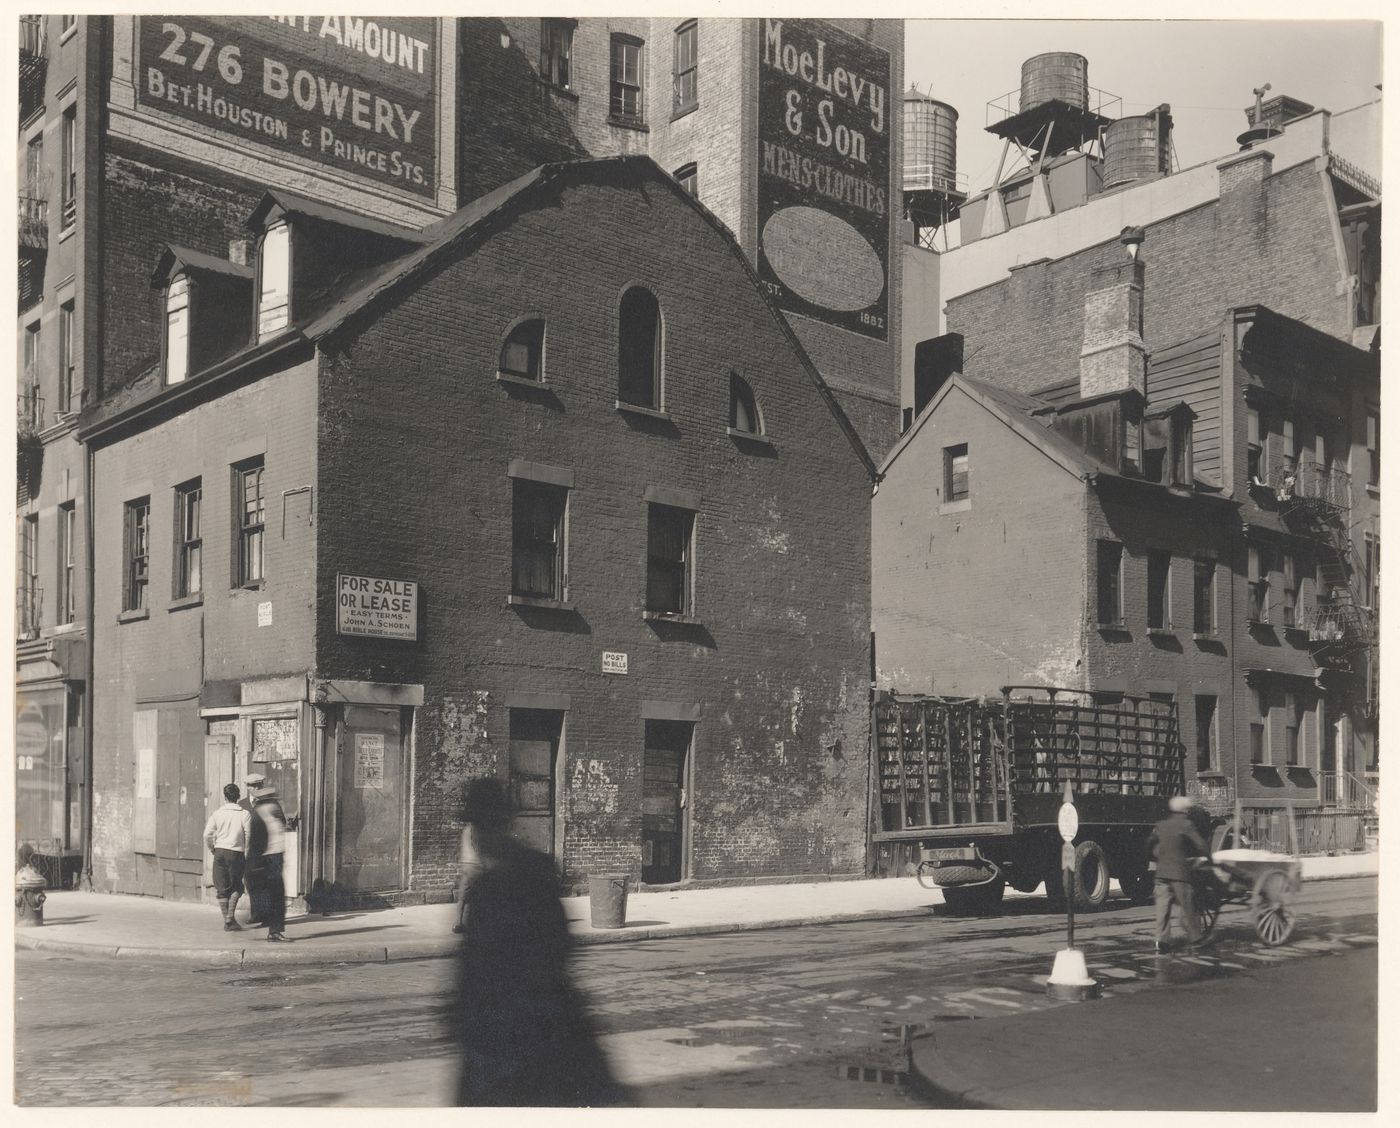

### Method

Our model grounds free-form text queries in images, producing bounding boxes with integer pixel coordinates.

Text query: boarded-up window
[1096,540,1122,626]
[944,443,969,502]
[133,709,158,853]
[1147,550,1171,630]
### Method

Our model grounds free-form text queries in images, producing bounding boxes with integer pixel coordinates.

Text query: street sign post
[1045,780,1101,1000]
[1059,781,1077,949]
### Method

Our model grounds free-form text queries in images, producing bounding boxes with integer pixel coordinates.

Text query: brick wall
[314,166,874,892]
[459,17,903,464]
[873,382,1087,696]
[100,141,265,395]
[87,360,319,891]
[947,162,1352,395]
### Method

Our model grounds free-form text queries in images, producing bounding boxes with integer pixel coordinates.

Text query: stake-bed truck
[872,687,1187,912]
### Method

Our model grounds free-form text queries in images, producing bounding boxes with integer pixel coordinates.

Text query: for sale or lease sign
[336,573,419,640]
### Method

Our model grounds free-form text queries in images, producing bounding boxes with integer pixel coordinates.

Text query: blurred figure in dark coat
[452,778,626,1107]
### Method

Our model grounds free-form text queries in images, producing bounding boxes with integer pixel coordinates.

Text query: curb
[13,865,1374,968]
[15,903,940,967]
[903,1033,1001,1111]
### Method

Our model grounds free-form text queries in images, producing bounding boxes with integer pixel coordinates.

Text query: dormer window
[257,222,290,339]
[1169,414,1193,487]
[165,275,190,385]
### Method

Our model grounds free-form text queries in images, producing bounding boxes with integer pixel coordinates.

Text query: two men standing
[202,772,291,942]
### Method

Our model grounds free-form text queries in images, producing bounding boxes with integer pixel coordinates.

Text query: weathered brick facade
[81,158,876,901]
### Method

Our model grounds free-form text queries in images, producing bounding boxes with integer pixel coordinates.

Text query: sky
[902,19,1383,207]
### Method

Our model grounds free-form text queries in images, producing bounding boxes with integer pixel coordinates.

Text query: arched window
[500,318,545,380]
[618,287,662,409]
[729,372,761,434]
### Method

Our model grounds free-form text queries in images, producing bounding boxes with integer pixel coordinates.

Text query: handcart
[1189,801,1302,946]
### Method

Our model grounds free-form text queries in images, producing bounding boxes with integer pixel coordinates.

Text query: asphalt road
[14,875,1378,1108]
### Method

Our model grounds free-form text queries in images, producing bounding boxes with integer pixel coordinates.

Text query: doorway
[642,720,692,885]
[508,709,563,861]
[335,706,408,892]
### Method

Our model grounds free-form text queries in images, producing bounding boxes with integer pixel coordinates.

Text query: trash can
[588,873,629,929]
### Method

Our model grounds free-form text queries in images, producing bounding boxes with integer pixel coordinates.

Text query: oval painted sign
[1058,802,1079,843]
[761,206,885,312]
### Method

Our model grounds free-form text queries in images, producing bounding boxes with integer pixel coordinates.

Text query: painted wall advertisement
[336,573,419,640]
[757,19,891,341]
[136,15,437,198]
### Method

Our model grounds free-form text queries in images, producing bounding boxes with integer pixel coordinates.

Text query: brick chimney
[1079,257,1146,399]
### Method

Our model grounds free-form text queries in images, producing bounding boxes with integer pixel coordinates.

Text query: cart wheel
[1252,870,1297,946]
[1192,883,1220,942]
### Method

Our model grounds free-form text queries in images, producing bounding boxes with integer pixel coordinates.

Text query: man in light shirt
[203,783,252,932]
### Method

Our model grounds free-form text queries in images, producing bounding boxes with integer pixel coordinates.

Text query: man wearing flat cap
[240,773,268,927]
[1148,795,1209,952]
[246,773,291,942]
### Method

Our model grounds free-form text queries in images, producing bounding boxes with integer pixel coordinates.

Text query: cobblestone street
[15,876,1377,1107]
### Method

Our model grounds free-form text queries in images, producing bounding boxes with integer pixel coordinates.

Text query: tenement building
[16,14,902,897]
[79,156,878,902]
[889,78,1380,831]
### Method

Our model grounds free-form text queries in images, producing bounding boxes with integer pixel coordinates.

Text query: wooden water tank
[1019,52,1089,112]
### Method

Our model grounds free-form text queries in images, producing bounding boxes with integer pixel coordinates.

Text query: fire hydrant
[16,863,47,927]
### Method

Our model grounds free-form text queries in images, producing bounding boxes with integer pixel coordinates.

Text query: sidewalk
[13,852,1378,968]
[909,941,1378,1111]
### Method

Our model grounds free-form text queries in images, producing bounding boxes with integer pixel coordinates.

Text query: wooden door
[335,706,407,892]
[156,710,181,858]
[508,709,562,859]
[202,735,235,891]
[642,721,691,885]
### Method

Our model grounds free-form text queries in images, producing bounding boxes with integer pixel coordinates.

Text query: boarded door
[133,710,158,854]
[642,720,691,885]
[202,735,236,891]
[335,706,407,892]
[508,709,562,858]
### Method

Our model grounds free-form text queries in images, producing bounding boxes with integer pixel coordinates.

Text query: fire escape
[1276,462,1374,666]
[20,16,50,314]
[1276,460,1378,815]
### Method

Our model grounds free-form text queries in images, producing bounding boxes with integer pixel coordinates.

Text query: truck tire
[942,877,1006,916]
[1071,840,1112,910]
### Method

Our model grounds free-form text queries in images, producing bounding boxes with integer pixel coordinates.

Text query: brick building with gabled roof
[79,155,879,903]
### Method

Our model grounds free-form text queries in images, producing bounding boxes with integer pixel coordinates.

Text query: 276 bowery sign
[135,15,437,198]
[336,573,419,640]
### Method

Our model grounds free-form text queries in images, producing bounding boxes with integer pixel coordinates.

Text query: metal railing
[1234,807,1368,856]
[19,195,48,250]
[1276,459,1351,515]
[1319,770,1377,811]
[20,15,48,58]
[16,585,43,638]
[985,85,1122,130]
[902,164,969,196]
[18,384,45,434]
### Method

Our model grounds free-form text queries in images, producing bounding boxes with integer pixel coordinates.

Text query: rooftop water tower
[961,52,1122,243]
[903,85,966,250]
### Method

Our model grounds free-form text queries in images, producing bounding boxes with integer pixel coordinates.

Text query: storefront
[197,676,421,906]
[15,639,85,888]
